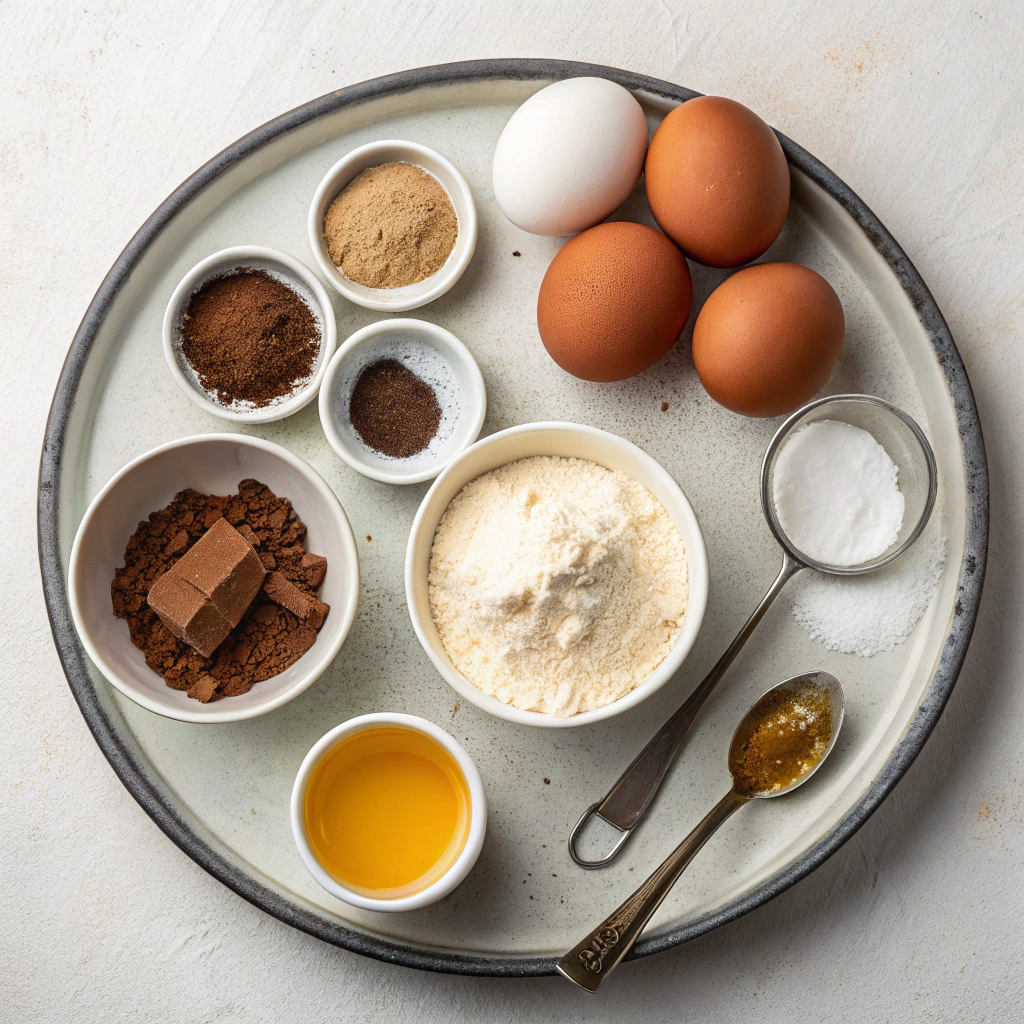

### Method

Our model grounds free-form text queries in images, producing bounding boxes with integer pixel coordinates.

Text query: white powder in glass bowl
[427,456,689,717]
[773,419,905,567]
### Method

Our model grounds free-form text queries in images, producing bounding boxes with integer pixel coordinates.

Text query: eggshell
[493,78,649,236]
[645,96,790,268]
[692,262,844,417]
[537,222,692,382]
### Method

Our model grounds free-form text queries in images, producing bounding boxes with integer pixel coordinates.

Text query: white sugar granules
[427,456,689,717]
[790,518,946,657]
[773,420,905,567]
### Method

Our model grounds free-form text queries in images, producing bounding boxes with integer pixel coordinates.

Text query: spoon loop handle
[571,553,802,866]
[557,788,749,992]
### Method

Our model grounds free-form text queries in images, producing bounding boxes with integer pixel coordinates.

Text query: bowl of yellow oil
[291,713,487,911]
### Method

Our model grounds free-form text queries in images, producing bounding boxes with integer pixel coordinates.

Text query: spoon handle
[569,554,801,869]
[558,788,748,992]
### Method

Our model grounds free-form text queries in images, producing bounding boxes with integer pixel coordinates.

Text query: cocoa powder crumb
[111,479,329,703]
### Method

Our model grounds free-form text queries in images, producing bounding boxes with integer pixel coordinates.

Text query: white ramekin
[290,713,487,912]
[68,434,360,724]
[308,140,477,312]
[318,318,486,485]
[162,246,337,423]
[404,422,710,728]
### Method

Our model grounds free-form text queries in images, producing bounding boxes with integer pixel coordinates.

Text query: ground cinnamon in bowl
[324,162,458,289]
[179,269,321,408]
[111,479,330,703]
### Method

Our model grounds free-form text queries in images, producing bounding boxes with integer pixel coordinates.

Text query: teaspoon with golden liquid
[558,670,845,993]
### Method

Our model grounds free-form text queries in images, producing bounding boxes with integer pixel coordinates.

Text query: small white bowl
[290,713,487,912]
[318,318,486,485]
[308,140,477,312]
[405,423,710,728]
[68,434,360,724]
[163,246,337,423]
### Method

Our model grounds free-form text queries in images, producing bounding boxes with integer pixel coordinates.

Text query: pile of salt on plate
[772,419,905,567]
[773,418,945,657]
[788,520,946,657]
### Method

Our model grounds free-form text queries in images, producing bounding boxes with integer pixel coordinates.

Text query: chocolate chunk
[262,571,308,617]
[303,598,329,630]
[171,518,266,622]
[147,519,265,657]
[262,570,329,628]
[300,552,327,589]
[147,573,233,659]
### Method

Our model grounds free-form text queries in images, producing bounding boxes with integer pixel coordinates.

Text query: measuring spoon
[568,394,935,868]
[558,670,845,992]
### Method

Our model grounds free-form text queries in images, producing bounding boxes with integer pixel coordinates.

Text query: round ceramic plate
[38,60,987,976]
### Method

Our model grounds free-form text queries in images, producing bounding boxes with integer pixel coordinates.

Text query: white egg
[492,77,649,237]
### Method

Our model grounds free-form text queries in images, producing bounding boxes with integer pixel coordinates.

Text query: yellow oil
[304,727,470,899]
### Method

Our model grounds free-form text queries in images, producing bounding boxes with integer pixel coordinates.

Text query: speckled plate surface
[38,60,987,976]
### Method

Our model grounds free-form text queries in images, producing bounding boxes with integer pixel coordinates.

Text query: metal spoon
[558,671,845,993]
[568,395,935,868]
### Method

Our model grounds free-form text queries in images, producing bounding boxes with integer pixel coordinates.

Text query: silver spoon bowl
[569,394,935,868]
[558,671,845,993]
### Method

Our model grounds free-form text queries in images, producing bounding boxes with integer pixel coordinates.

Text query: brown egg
[692,262,844,417]
[537,222,692,382]
[645,96,790,268]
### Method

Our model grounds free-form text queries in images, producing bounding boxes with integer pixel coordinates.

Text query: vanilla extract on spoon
[558,671,844,992]
[730,685,833,796]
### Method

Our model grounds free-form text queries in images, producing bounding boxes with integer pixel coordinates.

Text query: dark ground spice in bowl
[179,269,321,408]
[111,479,330,703]
[349,357,442,458]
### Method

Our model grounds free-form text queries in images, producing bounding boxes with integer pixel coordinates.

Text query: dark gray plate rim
[37,58,988,977]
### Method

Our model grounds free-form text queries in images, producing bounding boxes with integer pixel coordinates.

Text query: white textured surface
[4,2,1022,1021]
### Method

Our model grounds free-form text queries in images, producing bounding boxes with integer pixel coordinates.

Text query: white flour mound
[789,519,946,657]
[428,456,689,717]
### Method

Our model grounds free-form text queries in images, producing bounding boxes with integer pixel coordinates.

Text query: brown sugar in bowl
[537,221,693,382]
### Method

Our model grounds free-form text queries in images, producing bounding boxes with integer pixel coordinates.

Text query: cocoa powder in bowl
[111,479,330,703]
[179,269,322,408]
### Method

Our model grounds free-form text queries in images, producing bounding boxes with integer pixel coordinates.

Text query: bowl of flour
[404,423,709,727]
